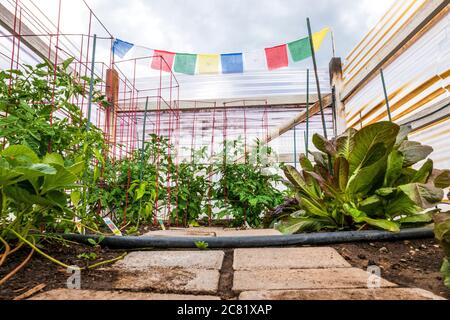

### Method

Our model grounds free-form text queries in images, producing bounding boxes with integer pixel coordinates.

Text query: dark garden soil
[1,235,449,300]
[0,241,125,300]
[331,238,450,299]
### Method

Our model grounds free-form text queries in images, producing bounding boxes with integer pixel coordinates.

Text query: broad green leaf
[93,166,100,183]
[46,190,68,208]
[334,156,349,191]
[0,167,24,186]
[384,150,403,187]
[313,134,336,156]
[346,156,386,195]
[42,164,79,194]
[431,170,450,189]
[336,127,357,159]
[93,149,105,166]
[67,161,84,176]
[398,213,432,225]
[19,163,57,178]
[385,192,420,217]
[395,124,412,147]
[348,121,398,174]
[359,217,400,232]
[135,182,147,200]
[4,185,54,207]
[441,258,450,289]
[359,195,382,214]
[412,159,433,183]
[310,151,328,169]
[1,145,39,163]
[71,190,81,208]
[62,57,75,70]
[299,154,314,171]
[398,140,433,167]
[276,216,327,234]
[301,197,329,218]
[43,153,64,166]
[399,183,444,209]
[343,203,400,232]
[376,187,396,197]
[433,212,450,243]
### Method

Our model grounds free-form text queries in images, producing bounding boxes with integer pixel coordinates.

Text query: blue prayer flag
[221,53,243,74]
[112,39,134,58]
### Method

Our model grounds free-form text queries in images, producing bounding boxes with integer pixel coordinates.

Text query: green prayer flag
[173,53,197,75]
[288,37,311,62]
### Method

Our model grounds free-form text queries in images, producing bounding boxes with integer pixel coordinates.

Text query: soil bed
[331,238,450,299]
[1,235,448,300]
[0,241,125,300]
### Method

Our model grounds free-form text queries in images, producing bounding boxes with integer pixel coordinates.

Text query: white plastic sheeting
[342,3,450,169]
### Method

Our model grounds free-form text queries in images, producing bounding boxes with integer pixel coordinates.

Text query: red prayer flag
[151,50,175,72]
[264,44,288,70]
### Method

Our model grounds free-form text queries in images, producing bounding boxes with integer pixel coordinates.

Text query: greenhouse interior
[0,0,449,303]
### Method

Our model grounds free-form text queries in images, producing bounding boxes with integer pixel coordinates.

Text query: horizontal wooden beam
[264,94,333,144]
[0,2,57,63]
[399,96,450,132]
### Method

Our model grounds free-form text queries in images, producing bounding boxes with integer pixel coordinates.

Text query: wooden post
[105,68,119,146]
[329,57,347,134]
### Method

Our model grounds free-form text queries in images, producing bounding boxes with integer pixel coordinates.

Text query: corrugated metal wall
[342,1,450,170]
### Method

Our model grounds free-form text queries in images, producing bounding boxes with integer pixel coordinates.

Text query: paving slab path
[31,228,446,300]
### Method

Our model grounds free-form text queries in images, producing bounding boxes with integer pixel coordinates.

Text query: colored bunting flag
[312,27,330,51]
[174,53,197,75]
[288,27,330,62]
[198,54,220,74]
[116,26,330,74]
[151,50,175,72]
[243,50,267,71]
[221,53,243,74]
[265,44,288,70]
[288,37,310,62]
[112,39,134,58]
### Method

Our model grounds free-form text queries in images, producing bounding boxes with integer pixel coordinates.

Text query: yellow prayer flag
[312,27,330,51]
[198,54,220,74]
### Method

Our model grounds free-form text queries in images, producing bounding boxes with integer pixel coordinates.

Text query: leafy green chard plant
[273,122,450,234]
[433,211,450,289]
[215,138,285,227]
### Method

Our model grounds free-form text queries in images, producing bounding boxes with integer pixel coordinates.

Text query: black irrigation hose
[61,227,434,249]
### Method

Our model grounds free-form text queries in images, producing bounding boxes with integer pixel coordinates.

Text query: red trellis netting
[0,0,334,226]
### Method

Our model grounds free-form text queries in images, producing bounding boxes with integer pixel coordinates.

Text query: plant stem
[8,229,79,270]
[87,252,127,269]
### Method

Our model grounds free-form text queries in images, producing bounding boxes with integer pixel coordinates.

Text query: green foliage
[170,146,210,226]
[433,212,450,289]
[214,138,285,227]
[0,144,83,249]
[194,241,209,250]
[0,58,107,159]
[273,122,446,234]
[77,252,98,261]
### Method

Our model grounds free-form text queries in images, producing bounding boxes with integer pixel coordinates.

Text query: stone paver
[238,288,445,300]
[113,268,220,294]
[233,247,350,270]
[30,288,220,300]
[233,268,397,292]
[114,251,224,270]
